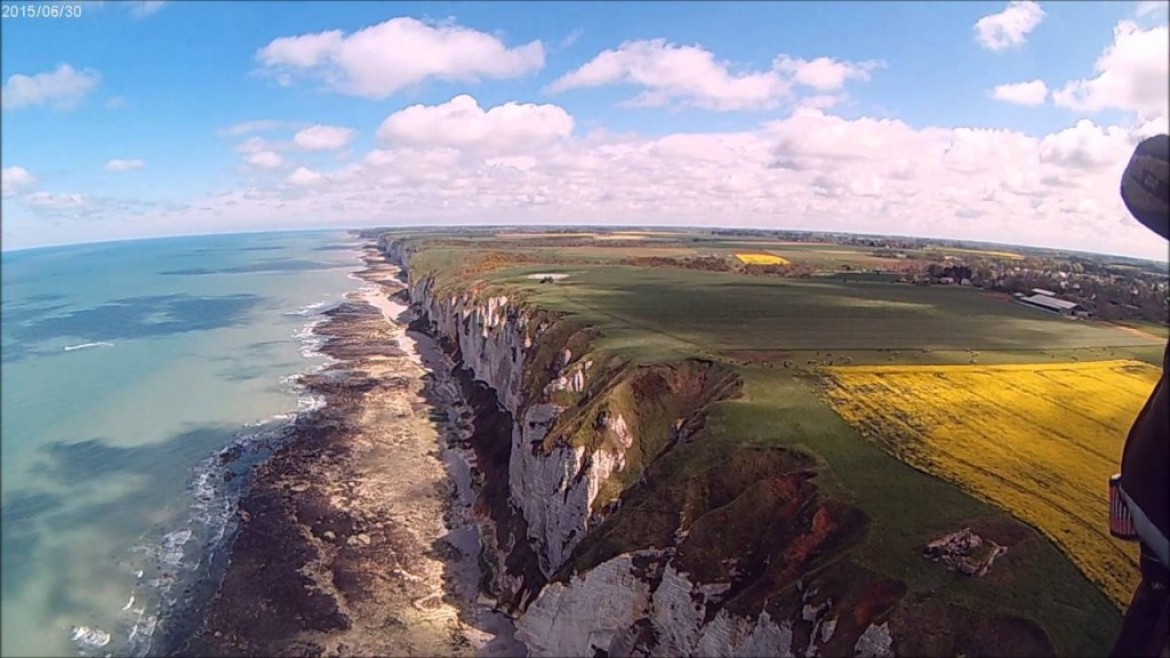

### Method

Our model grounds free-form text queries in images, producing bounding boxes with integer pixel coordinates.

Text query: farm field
[721,245,892,268]
[393,229,897,270]
[819,360,1159,607]
[1112,320,1170,340]
[488,264,1163,356]
[713,368,1125,656]
[734,252,790,265]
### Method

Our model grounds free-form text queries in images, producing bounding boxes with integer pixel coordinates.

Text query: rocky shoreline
[174,247,523,657]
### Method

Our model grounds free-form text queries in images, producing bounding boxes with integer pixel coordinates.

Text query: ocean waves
[75,292,350,657]
[282,300,331,317]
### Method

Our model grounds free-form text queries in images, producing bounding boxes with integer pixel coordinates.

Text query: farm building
[1031,288,1058,297]
[1015,293,1086,316]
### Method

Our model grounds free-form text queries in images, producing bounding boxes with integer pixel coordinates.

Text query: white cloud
[548,39,880,111]
[255,17,545,98]
[259,31,342,69]
[224,120,291,136]
[105,159,146,172]
[1038,119,1135,170]
[798,94,849,110]
[1,166,36,197]
[246,151,287,169]
[293,124,355,151]
[156,95,1166,261]
[1,64,101,110]
[105,96,129,109]
[991,79,1049,105]
[377,95,574,153]
[548,39,788,110]
[773,55,883,91]
[1053,21,1169,119]
[288,166,325,186]
[974,1,1046,51]
[128,0,165,18]
[235,136,270,154]
[1135,0,1169,20]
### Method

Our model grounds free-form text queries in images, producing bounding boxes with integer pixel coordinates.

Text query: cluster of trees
[740,260,852,278]
[989,268,1168,324]
[625,256,732,272]
[926,263,974,281]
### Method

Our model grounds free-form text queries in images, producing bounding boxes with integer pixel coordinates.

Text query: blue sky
[2,0,1168,259]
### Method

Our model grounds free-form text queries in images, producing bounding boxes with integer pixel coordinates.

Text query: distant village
[875,242,1167,325]
[717,229,1170,327]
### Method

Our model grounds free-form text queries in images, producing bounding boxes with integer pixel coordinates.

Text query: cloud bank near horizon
[2,4,1168,261]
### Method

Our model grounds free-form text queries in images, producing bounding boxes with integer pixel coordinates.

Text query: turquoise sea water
[1,230,362,657]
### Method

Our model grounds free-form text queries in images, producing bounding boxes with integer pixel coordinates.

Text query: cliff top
[380,228,1158,656]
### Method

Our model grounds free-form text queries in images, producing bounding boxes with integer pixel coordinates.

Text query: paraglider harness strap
[1142,548,1170,591]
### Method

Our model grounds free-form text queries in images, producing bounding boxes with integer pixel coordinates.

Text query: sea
[0,230,365,657]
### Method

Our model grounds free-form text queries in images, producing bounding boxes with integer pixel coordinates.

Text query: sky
[1,0,1168,260]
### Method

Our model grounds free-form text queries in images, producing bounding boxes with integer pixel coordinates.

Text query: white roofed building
[1015,294,1085,316]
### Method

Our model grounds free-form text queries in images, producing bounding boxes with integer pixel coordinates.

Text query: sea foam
[63,341,114,352]
[95,287,349,658]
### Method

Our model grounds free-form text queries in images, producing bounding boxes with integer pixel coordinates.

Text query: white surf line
[63,341,114,351]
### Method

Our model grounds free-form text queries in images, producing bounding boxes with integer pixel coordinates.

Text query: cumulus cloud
[1038,119,1135,170]
[293,124,355,151]
[767,109,947,167]
[773,55,884,91]
[105,159,146,172]
[547,39,788,110]
[1135,0,1169,20]
[246,151,286,169]
[798,94,848,110]
[974,1,1046,51]
[288,166,325,186]
[2,166,36,197]
[1053,21,1169,119]
[160,95,1166,261]
[255,17,545,98]
[547,39,880,111]
[377,95,574,153]
[991,79,1049,105]
[1,64,101,110]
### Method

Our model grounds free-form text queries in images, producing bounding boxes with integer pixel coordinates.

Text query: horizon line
[2,223,1168,266]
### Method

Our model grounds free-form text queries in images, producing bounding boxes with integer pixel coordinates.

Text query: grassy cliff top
[386,228,1164,655]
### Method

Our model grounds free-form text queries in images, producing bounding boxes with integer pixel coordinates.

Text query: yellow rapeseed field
[820,359,1161,607]
[735,253,791,265]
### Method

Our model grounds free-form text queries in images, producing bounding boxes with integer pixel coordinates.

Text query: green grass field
[1114,320,1170,339]
[714,369,1121,655]
[393,230,1165,655]
[398,229,910,271]
[487,264,1159,354]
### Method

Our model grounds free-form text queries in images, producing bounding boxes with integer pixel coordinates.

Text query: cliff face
[407,268,624,587]
[386,238,608,592]
[381,238,1046,658]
